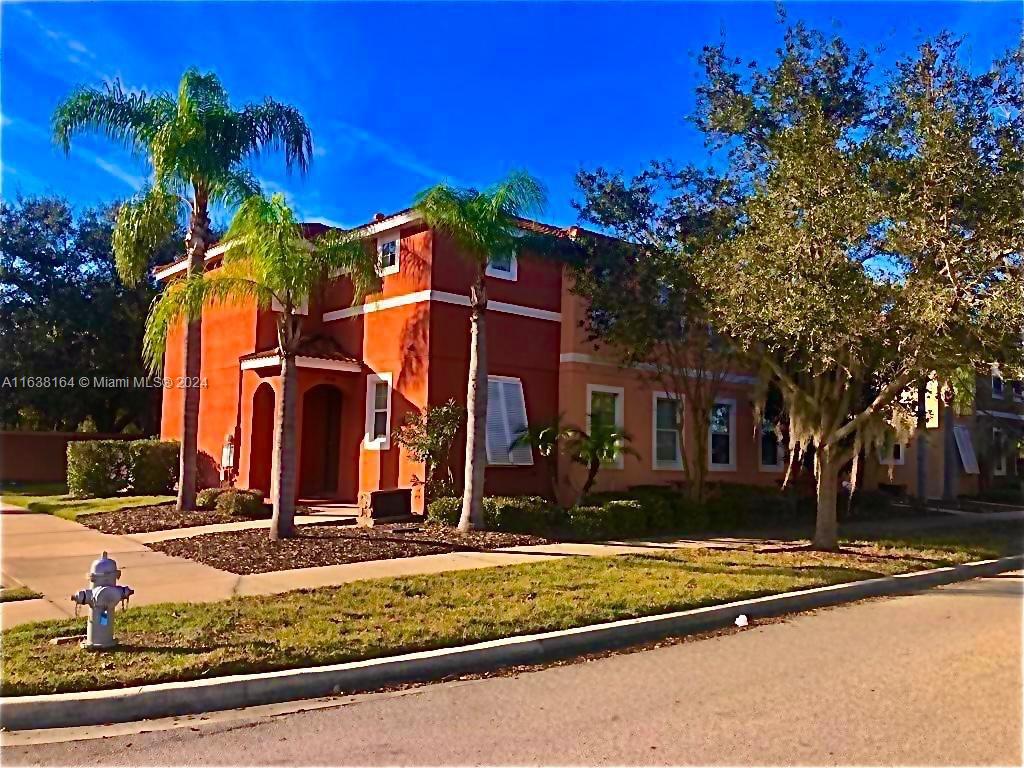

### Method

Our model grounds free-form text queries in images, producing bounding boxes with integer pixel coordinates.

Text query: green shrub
[67,441,131,497]
[196,487,227,510]
[631,488,674,532]
[426,496,461,526]
[215,489,269,518]
[603,499,647,537]
[846,489,895,519]
[483,496,556,533]
[670,494,710,532]
[128,440,179,495]
[427,495,561,533]
[564,505,607,540]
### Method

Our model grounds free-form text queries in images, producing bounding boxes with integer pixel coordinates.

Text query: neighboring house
[155,210,790,513]
[866,371,1024,499]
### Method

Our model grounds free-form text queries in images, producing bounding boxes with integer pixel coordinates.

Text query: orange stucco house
[156,210,787,514]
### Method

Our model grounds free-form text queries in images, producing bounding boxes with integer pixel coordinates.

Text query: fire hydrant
[71,552,133,650]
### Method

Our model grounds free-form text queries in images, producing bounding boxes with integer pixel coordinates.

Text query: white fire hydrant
[71,552,133,650]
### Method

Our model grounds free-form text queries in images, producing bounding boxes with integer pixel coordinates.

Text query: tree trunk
[813,447,840,550]
[942,386,957,502]
[689,404,711,503]
[915,379,928,506]
[270,353,298,540]
[459,271,488,532]
[577,456,601,507]
[177,203,209,512]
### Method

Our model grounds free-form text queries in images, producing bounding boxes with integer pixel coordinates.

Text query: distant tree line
[0,195,182,433]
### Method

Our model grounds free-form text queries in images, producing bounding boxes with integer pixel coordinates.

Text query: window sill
[708,463,736,472]
[653,462,684,471]
[363,440,390,451]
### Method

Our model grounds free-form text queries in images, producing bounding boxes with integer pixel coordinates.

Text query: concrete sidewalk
[1,508,240,629]
[4,504,1019,631]
[1,509,736,630]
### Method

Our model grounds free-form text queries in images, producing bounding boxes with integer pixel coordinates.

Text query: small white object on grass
[734,614,749,627]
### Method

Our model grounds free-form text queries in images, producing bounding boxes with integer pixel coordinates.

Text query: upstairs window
[992,373,1005,400]
[1013,381,1024,403]
[879,441,905,466]
[709,399,736,470]
[486,376,533,466]
[377,233,400,276]
[993,427,1007,476]
[486,250,518,280]
[364,373,392,450]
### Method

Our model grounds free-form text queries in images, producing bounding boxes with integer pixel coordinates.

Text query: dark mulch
[79,503,273,535]
[149,523,552,574]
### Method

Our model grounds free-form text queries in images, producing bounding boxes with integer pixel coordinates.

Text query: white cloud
[4,114,147,192]
[332,121,459,185]
[91,156,145,191]
[14,6,112,84]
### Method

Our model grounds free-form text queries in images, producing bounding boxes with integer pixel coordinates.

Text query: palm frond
[235,100,314,173]
[207,166,261,208]
[414,172,548,265]
[143,271,270,372]
[489,170,547,218]
[314,231,382,303]
[52,79,172,155]
[112,186,180,287]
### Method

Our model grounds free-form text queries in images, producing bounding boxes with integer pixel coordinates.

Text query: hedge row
[426,483,901,541]
[66,440,179,498]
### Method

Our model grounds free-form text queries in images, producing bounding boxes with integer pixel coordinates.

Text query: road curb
[2,553,1021,731]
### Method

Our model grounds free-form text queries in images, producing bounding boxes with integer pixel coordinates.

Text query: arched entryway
[299,384,343,498]
[249,382,275,496]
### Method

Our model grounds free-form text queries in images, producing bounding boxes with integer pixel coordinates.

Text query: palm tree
[414,172,547,532]
[52,69,313,512]
[143,194,379,539]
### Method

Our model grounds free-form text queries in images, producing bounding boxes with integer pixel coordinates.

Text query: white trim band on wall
[240,355,361,373]
[322,290,562,323]
[559,353,759,386]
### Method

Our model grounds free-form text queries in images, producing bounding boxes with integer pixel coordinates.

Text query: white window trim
[376,229,401,277]
[879,442,906,466]
[993,427,1007,476]
[364,372,392,450]
[992,374,1005,400]
[587,383,625,469]
[485,251,518,281]
[708,397,737,472]
[759,422,786,472]
[651,391,684,471]
[485,375,534,466]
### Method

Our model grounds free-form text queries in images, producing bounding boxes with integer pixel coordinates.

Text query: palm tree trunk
[459,270,488,532]
[577,456,602,507]
[177,202,209,512]
[270,352,298,540]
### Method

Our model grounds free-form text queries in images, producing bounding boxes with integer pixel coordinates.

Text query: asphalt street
[4,572,1021,766]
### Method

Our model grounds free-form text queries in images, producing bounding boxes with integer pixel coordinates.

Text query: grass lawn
[4,521,1020,697]
[0,586,43,603]
[0,484,173,520]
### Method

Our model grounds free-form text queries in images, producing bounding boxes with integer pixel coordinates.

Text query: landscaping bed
[5,522,1019,697]
[148,522,551,574]
[77,504,251,535]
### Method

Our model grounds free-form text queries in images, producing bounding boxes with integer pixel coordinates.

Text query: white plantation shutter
[485,377,534,466]
[485,378,508,463]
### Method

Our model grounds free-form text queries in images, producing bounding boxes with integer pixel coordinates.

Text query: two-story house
[154,210,791,514]
[867,370,1024,499]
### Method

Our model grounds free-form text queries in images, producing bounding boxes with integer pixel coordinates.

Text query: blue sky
[2,1,1021,229]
